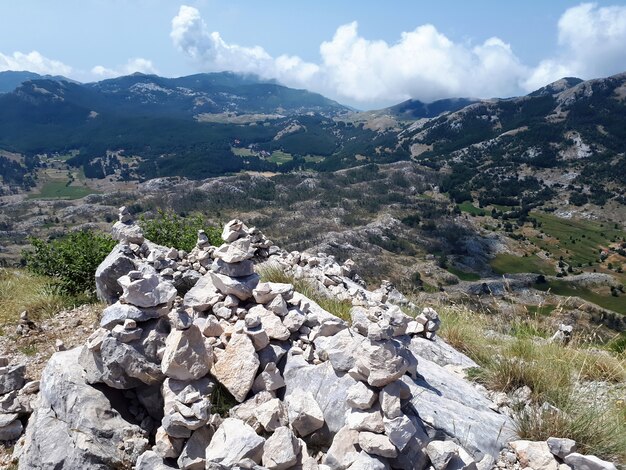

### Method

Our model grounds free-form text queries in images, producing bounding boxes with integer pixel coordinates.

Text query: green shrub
[140,210,222,252]
[23,230,116,298]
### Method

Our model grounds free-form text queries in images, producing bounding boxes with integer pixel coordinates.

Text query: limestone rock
[564,453,617,470]
[178,426,213,470]
[118,269,177,308]
[355,339,409,387]
[0,419,23,441]
[346,381,377,410]
[19,348,149,469]
[210,272,259,301]
[95,243,135,304]
[161,325,213,381]
[254,398,287,432]
[262,426,300,470]
[0,364,25,395]
[136,450,177,469]
[547,437,577,460]
[323,426,361,470]
[212,333,259,402]
[100,302,170,329]
[346,451,389,470]
[184,274,221,312]
[205,418,265,467]
[358,431,397,458]
[510,440,559,470]
[287,390,325,437]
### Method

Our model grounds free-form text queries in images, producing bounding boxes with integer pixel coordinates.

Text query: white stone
[287,391,325,437]
[211,333,259,402]
[262,426,300,470]
[346,381,377,410]
[161,326,213,381]
[358,431,397,458]
[205,418,264,467]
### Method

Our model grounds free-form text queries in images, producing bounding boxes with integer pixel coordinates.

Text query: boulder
[403,354,515,460]
[346,381,377,410]
[346,451,389,470]
[19,348,149,469]
[205,418,265,467]
[254,398,288,432]
[284,354,358,433]
[323,426,361,470]
[0,418,23,441]
[136,450,177,469]
[211,258,255,277]
[355,339,409,387]
[118,270,177,308]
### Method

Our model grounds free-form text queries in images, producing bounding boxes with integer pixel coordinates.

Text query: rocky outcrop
[16,213,616,469]
[18,348,148,469]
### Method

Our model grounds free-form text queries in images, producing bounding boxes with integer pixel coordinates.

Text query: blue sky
[1,1,626,108]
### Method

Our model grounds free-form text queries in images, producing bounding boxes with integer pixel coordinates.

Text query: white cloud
[0,50,73,76]
[171,5,318,85]
[524,2,626,91]
[172,3,626,106]
[91,58,158,79]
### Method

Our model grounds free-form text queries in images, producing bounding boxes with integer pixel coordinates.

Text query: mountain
[1,69,626,197]
[399,72,626,208]
[386,97,479,119]
[0,70,76,93]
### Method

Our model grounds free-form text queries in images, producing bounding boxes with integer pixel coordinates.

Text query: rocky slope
[0,210,615,469]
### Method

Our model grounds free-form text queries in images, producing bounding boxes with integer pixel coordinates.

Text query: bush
[140,210,222,252]
[23,230,116,298]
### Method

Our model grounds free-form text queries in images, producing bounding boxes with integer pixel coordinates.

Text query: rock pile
[497,438,617,470]
[17,213,520,469]
[0,358,37,443]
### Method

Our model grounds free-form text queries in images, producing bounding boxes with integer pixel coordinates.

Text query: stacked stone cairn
[17,211,521,470]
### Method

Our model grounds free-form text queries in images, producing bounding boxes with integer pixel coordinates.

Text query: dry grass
[435,301,626,463]
[257,264,352,321]
[0,268,77,325]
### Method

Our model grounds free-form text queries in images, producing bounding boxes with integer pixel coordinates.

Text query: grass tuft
[258,263,352,321]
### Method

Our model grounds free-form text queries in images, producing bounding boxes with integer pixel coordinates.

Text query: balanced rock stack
[0,358,39,443]
[16,214,518,470]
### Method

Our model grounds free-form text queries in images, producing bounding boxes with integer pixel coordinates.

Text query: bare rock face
[211,333,259,402]
[19,348,149,470]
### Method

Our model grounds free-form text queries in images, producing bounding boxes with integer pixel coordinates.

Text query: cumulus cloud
[0,50,73,76]
[171,5,318,85]
[91,58,158,79]
[524,2,626,91]
[172,3,626,106]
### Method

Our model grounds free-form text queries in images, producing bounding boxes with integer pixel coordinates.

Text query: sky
[1,1,626,109]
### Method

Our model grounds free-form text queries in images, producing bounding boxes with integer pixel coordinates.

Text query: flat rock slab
[284,353,359,433]
[403,355,515,460]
